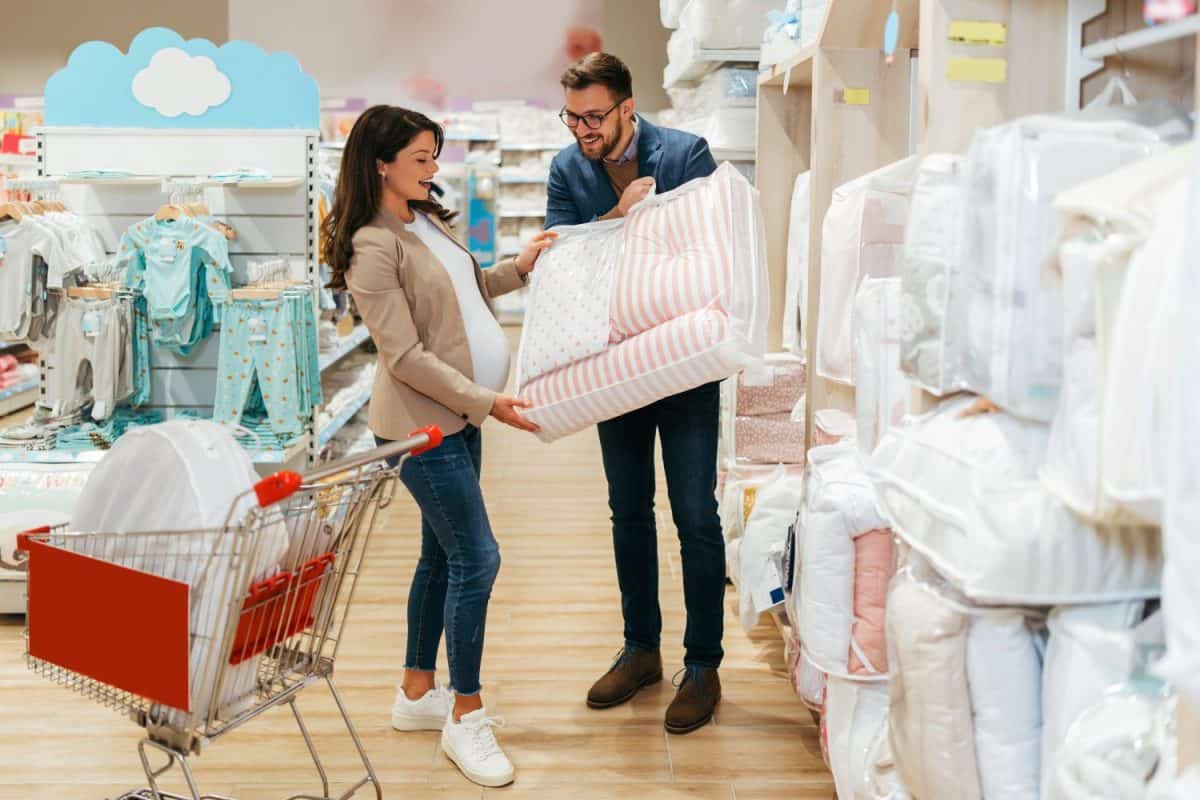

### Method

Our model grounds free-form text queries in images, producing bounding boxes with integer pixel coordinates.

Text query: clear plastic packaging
[813,407,855,446]
[516,219,623,391]
[783,171,811,357]
[816,157,918,386]
[958,114,1164,421]
[679,0,778,49]
[660,0,687,28]
[1048,612,1172,800]
[800,441,892,679]
[737,465,804,631]
[898,153,968,395]
[852,277,909,455]
[869,397,1161,603]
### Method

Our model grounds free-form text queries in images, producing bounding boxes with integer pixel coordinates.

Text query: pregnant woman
[321,105,554,787]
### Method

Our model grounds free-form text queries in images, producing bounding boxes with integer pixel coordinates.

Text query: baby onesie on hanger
[47,296,136,421]
[0,219,62,341]
[116,216,234,354]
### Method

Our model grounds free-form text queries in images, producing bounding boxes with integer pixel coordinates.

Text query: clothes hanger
[0,203,23,222]
[1088,43,1139,108]
[154,203,186,221]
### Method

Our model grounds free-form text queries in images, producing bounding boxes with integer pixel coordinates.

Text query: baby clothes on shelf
[46,294,148,421]
[117,216,235,356]
[213,290,321,439]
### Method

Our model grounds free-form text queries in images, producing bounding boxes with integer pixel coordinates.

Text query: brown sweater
[600,158,638,221]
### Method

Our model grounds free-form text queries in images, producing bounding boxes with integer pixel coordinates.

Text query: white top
[407,212,511,394]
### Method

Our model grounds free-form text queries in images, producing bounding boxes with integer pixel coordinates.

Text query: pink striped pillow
[611,167,737,339]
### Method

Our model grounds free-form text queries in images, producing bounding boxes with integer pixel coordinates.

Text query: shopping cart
[0,426,444,800]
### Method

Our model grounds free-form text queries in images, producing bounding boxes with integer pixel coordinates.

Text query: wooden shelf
[759,46,818,88]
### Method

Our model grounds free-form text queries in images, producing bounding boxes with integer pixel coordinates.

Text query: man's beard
[579,122,626,162]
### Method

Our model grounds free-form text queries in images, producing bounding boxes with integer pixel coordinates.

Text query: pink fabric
[848,528,895,676]
[735,361,807,416]
[612,170,735,339]
[0,355,17,374]
[523,309,745,441]
[734,413,805,464]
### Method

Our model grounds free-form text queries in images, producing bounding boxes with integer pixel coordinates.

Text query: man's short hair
[560,52,634,100]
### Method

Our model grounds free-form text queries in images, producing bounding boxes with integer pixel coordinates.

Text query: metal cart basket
[1,427,443,800]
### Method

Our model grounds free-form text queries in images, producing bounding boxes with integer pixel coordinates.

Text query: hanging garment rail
[1081,14,1200,60]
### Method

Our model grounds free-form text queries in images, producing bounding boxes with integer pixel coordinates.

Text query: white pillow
[1042,602,1146,799]
[886,567,982,800]
[799,441,888,678]
[966,612,1044,800]
[739,466,804,632]
[824,678,895,800]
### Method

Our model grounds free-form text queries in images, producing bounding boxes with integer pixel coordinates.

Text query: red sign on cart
[26,539,191,711]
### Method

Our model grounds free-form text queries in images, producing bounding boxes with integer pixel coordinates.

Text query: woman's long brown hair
[321,105,456,289]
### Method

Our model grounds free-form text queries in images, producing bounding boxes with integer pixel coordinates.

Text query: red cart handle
[410,425,444,456]
[254,471,303,508]
[16,526,52,553]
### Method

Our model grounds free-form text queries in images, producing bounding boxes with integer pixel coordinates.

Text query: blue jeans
[596,381,725,668]
[376,426,499,696]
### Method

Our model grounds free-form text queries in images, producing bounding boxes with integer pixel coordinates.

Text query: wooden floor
[0,338,832,799]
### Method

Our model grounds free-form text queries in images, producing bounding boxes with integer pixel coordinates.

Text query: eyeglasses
[559,99,627,130]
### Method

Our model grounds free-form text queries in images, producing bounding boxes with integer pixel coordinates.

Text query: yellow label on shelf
[842,88,871,105]
[947,58,1008,84]
[948,20,1008,46]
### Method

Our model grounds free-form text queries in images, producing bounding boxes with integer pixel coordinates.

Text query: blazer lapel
[638,118,665,181]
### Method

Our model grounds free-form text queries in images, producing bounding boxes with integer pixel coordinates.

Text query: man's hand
[489,395,541,433]
[617,177,656,217]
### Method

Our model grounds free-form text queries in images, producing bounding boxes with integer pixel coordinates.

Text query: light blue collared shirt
[606,116,640,165]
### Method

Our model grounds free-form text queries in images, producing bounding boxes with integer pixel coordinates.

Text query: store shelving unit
[665,48,762,88]
[0,378,39,418]
[318,324,371,373]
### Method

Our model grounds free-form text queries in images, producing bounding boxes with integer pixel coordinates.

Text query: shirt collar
[606,115,639,166]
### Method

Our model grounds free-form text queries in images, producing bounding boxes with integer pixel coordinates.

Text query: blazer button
[461,413,469,420]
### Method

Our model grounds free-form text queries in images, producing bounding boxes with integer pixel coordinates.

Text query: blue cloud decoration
[45,27,319,129]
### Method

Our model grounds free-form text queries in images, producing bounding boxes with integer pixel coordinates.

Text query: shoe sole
[441,742,515,788]
[391,714,446,732]
[586,671,663,710]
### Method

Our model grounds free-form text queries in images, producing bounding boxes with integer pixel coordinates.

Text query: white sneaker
[391,683,452,731]
[441,707,515,787]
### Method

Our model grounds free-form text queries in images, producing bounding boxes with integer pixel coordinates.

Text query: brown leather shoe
[664,667,721,734]
[586,648,663,709]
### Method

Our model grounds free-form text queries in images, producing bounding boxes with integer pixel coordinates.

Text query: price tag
[947,20,1008,46]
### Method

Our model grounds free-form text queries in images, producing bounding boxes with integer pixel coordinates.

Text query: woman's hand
[515,231,558,276]
[490,394,541,433]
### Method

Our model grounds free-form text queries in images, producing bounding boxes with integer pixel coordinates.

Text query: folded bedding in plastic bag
[853,277,909,454]
[1042,601,1148,799]
[956,114,1165,422]
[783,171,811,356]
[816,157,917,386]
[737,465,804,631]
[522,163,768,441]
[869,397,1161,604]
[799,441,893,679]
[823,677,910,800]
[887,564,982,800]
[1041,146,1190,527]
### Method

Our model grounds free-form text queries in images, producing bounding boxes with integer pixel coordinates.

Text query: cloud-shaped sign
[46,27,318,129]
[132,48,232,118]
